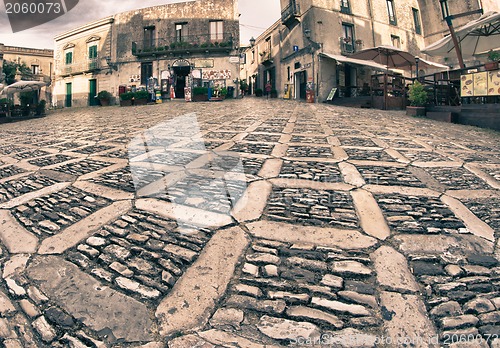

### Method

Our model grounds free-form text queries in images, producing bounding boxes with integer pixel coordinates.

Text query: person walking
[265,81,272,99]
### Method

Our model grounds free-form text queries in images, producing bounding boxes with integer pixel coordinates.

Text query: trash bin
[306,90,315,103]
[227,86,235,99]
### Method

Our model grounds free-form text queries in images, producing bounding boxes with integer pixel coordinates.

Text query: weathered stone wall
[53,0,239,107]
[113,0,239,61]
[2,45,53,83]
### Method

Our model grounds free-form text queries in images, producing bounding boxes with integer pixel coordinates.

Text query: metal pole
[446,17,465,69]
[415,57,419,79]
[442,9,483,70]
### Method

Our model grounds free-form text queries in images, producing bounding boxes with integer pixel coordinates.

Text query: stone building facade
[53,0,240,107]
[241,0,500,102]
[1,44,53,84]
[0,44,54,102]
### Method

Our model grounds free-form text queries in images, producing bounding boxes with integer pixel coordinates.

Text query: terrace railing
[132,33,234,56]
[61,59,100,76]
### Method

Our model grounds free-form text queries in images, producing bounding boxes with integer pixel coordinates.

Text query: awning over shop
[319,52,389,71]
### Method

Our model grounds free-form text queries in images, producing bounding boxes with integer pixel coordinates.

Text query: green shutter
[89,45,97,59]
[65,52,72,64]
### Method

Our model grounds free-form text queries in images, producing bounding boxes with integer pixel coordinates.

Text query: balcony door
[144,26,155,48]
[341,23,354,53]
[176,23,187,42]
[210,21,223,42]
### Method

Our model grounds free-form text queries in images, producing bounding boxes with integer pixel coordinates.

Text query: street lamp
[415,56,420,79]
[249,37,256,47]
[105,56,117,73]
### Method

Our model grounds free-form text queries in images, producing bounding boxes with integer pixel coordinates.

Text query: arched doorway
[172,59,192,99]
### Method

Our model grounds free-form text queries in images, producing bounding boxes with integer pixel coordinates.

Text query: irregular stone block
[440,315,479,330]
[464,298,495,314]
[257,315,320,341]
[430,301,463,317]
[27,256,154,342]
[312,297,371,316]
[286,306,343,329]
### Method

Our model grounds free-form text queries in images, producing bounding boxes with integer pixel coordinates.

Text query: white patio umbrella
[2,80,46,94]
[422,11,500,58]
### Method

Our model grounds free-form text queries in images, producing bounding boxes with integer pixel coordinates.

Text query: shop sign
[461,70,500,96]
[301,63,312,70]
[202,69,232,80]
[195,59,214,68]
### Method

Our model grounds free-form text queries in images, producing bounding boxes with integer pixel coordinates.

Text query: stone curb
[371,246,420,293]
[441,195,495,242]
[380,291,439,348]
[156,226,249,336]
[232,180,272,223]
[351,189,391,240]
[363,185,441,197]
[268,178,354,191]
[0,209,39,254]
[73,180,134,201]
[339,162,365,187]
[135,198,234,228]
[246,220,378,250]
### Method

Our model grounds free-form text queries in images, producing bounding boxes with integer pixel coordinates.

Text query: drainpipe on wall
[367,0,376,47]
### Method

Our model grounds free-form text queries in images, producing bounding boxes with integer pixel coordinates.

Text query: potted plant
[406,81,427,117]
[192,87,209,102]
[485,50,500,71]
[255,88,263,97]
[35,100,46,116]
[220,87,228,99]
[119,92,134,106]
[97,90,112,106]
[270,89,278,98]
[134,90,150,105]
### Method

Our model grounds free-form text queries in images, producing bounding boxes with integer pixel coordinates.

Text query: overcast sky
[0,0,281,49]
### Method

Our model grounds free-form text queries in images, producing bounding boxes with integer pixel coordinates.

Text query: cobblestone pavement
[0,99,499,348]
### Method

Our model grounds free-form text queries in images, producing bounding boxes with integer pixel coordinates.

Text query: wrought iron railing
[132,33,234,56]
[61,59,100,76]
[260,51,273,64]
[281,0,300,23]
[340,38,355,55]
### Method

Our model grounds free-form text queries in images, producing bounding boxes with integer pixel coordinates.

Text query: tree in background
[2,60,33,85]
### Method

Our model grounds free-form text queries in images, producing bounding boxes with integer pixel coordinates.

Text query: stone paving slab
[0,99,498,347]
[27,256,154,343]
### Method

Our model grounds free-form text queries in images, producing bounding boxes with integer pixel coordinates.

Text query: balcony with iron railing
[60,59,100,76]
[281,0,300,28]
[340,38,363,55]
[260,51,273,65]
[132,33,234,56]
